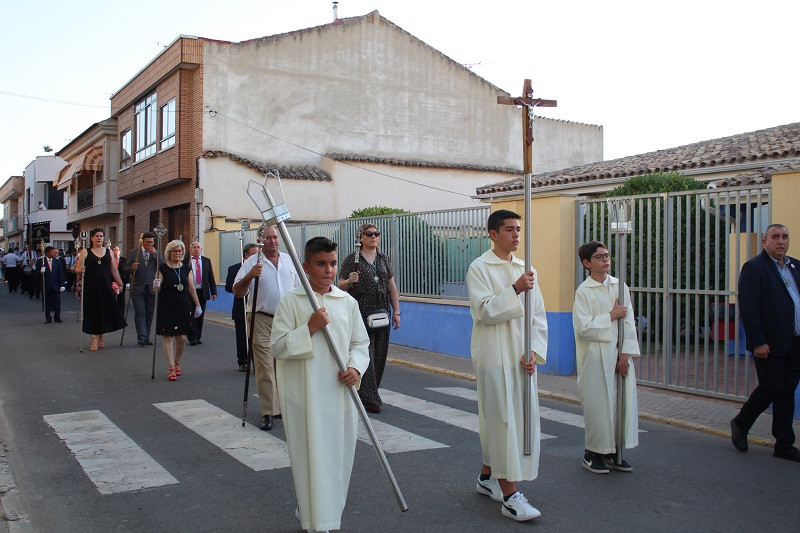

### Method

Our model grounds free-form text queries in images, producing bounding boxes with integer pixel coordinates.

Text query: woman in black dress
[74,228,126,351]
[153,240,201,381]
[337,223,401,413]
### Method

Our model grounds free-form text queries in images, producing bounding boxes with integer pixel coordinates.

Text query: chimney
[332,1,338,21]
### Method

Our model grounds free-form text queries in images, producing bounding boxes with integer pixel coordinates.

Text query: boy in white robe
[573,240,640,474]
[466,209,548,522]
[272,237,370,533]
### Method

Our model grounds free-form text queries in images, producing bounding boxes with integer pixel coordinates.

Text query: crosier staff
[241,234,265,426]
[607,197,633,466]
[150,223,168,379]
[76,232,88,352]
[246,174,408,512]
[120,242,142,346]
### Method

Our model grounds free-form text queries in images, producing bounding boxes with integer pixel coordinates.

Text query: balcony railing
[77,188,93,211]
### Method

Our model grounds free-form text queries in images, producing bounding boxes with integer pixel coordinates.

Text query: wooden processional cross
[497,79,556,455]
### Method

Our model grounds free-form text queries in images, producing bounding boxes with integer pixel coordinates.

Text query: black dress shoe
[259,415,273,431]
[774,446,800,462]
[144,339,153,345]
[196,339,203,345]
[238,364,247,372]
[189,340,197,346]
[45,319,52,324]
[54,318,63,323]
[731,418,748,452]
[138,339,146,346]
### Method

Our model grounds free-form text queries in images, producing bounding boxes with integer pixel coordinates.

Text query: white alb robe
[272,285,370,532]
[573,275,640,454]
[467,249,548,481]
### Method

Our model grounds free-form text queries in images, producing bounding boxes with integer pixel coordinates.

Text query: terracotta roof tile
[476,122,800,195]
[327,153,519,175]
[200,151,330,181]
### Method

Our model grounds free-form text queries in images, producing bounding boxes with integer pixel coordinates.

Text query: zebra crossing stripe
[153,399,290,471]
[428,387,646,433]
[43,410,178,495]
[379,389,555,440]
[428,387,586,428]
[358,417,448,453]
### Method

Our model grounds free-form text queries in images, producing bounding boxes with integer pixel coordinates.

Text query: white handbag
[365,310,390,329]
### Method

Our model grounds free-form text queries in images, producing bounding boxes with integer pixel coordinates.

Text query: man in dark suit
[125,232,161,346]
[186,241,217,345]
[37,246,66,323]
[226,243,258,371]
[732,223,800,461]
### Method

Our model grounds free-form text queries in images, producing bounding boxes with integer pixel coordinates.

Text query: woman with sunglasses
[153,240,202,381]
[338,223,401,413]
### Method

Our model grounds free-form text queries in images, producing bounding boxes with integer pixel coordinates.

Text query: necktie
[143,250,150,264]
[195,257,201,285]
[47,258,52,271]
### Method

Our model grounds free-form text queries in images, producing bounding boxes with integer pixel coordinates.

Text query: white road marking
[358,417,448,453]
[153,399,290,471]
[380,389,555,440]
[43,410,178,495]
[428,386,646,433]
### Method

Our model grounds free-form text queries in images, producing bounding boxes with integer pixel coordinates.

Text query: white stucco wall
[202,14,519,169]
[532,117,603,172]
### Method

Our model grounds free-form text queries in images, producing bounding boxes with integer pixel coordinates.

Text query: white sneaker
[476,476,503,502]
[501,492,541,521]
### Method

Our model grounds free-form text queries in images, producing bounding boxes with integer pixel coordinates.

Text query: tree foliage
[349,206,407,218]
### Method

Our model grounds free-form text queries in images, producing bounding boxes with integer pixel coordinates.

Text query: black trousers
[45,289,61,320]
[188,296,207,342]
[735,337,800,450]
[234,318,247,365]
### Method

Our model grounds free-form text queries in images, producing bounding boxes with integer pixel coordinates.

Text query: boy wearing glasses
[573,240,640,474]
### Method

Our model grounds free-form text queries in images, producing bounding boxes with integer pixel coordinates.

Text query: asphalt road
[1,289,799,532]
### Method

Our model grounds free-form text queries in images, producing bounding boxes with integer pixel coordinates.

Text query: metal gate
[217,206,490,299]
[577,185,771,400]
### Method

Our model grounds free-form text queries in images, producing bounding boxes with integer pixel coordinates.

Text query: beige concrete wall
[487,195,576,313]
[772,172,800,239]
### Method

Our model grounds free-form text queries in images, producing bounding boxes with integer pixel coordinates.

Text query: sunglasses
[363,231,381,237]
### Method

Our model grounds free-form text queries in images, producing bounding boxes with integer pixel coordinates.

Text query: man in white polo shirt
[233,225,301,431]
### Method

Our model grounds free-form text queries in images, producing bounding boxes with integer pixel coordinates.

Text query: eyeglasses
[592,253,611,261]
[364,231,381,237]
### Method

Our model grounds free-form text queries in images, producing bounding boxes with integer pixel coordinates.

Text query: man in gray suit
[125,232,162,346]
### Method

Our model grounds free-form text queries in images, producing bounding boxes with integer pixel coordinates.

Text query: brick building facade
[111,37,203,250]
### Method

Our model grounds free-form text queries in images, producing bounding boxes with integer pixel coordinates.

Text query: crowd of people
[4,215,798,533]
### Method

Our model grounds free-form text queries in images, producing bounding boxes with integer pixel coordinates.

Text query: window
[120,129,131,168]
[135,93,157,161]
[161,99,176,149]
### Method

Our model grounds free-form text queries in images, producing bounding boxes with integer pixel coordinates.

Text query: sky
[2,0,799,195]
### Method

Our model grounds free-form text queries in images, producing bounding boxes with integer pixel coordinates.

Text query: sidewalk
[204,309,797,449]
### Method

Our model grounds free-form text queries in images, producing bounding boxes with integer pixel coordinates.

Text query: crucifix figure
[497,80,557,456]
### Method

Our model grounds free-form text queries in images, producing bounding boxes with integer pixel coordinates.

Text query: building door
[168,204,190,245]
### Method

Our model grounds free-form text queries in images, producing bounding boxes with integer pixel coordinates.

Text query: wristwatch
[512,283,521,295]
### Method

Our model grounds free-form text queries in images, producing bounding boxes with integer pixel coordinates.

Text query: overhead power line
[207,109,478,199]
[0,90,107,109]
